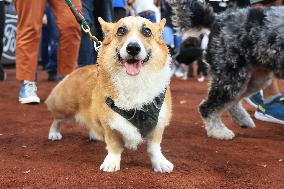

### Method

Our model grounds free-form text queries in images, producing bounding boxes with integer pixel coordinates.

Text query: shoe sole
[254,111,284,125]
[245,98,258,109]
[19,96,40,104]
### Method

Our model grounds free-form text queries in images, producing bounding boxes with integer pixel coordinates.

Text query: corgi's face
[98,16,168,76]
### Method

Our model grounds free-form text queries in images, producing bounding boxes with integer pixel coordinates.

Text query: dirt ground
[0,69,284,189]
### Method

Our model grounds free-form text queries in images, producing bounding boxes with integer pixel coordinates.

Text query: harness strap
[105,89,167,137]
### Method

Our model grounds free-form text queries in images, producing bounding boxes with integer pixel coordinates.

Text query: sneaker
[0,67,6,81]
[246,92,263,108]
[19,80,40,104]
[254,95,284,125]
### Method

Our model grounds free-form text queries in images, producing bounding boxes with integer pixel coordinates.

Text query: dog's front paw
[152,156,174,173]
[207,126,235,140]
[100,153,121,172]
[48,131,62,141]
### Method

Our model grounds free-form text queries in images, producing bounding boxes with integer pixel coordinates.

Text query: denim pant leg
[93,0,113,63]
[78,0,95,67]
[163,26,174,47]
[174,34,182,49]
[44,5,59,75]
[138,11,156,23]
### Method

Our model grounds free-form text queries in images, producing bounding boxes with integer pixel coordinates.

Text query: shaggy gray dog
[170,0,284,140]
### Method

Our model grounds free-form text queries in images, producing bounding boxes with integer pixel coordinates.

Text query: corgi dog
[45,16,174,173]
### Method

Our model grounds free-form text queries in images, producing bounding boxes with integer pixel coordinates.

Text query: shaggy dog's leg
[199,73,250,140]
[100,129,124,172]
[228,101,255,128]
[199,109,235,140]
[147,127,174,173]
[48,119,62,141]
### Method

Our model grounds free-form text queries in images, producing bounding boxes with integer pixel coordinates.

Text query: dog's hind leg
[228,101,255,128]
[48,119,62,141]
[199,108,235,140]
[199,71,250,140]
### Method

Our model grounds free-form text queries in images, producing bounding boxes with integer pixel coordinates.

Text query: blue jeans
[138,11,156,23]
[77,0,95,67]
[163,26,181,49]
[78,0,114,67]
[41,5,59,75]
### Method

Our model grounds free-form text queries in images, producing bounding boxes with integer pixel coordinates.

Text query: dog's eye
[142,27,152,37]
[117,27,127,36]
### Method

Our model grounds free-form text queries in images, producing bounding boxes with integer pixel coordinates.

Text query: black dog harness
[105,90,167,137]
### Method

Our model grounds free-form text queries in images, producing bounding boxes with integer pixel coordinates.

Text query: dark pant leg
[138,11,156,23]
[77,0,95,67]
[44,5,59,75]
[113,8,126,22]
[93,0,113,63]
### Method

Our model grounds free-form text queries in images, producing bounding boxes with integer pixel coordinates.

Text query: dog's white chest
[107,103,168,150]
[108,114,143,150]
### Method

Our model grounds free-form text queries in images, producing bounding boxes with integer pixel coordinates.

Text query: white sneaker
[19,80,40,104]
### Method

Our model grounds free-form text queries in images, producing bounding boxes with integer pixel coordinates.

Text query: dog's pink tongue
[124,61,143,76]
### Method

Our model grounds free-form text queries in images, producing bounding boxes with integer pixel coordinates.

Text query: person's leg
[93,0,113,63]
[40,24,49,70]
[77,0,95,68]
[0,1,6,81]
[45,4,59,80]
[262,78,281,99]
[163,26,174,48]
[113,7,126,22]
[15,0,46,81]
[138,11,156,23]
[15,0,45,104]
[49,0,81,77]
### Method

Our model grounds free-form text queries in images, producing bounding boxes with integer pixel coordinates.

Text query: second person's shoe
[254,95,284,125]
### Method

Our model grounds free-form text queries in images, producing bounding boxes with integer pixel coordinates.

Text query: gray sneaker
[19,80,40,104]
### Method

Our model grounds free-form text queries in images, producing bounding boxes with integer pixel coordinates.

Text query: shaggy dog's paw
[239,117,256,128]
[100,154,121,172]
[207,127,235,140]
[152,157,174,173]
[48,131,62,141]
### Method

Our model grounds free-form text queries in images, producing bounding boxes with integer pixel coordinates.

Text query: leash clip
[81,25,102,52]
[94,41,102,52]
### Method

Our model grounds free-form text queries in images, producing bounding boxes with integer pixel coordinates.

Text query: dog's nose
[126,42,141,56]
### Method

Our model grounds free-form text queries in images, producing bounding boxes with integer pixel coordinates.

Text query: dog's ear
[156,18,166,40]
[98,17,113,44]
[158,18,166,31]
[98,17,113,34]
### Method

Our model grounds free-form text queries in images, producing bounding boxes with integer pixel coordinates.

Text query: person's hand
[127,0,135,5]
[42,14,48,25]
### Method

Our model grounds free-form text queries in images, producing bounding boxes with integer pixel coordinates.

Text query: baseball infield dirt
[1,69,284,189]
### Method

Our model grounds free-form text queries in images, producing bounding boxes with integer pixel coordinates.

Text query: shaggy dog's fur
[170,0,284,139]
